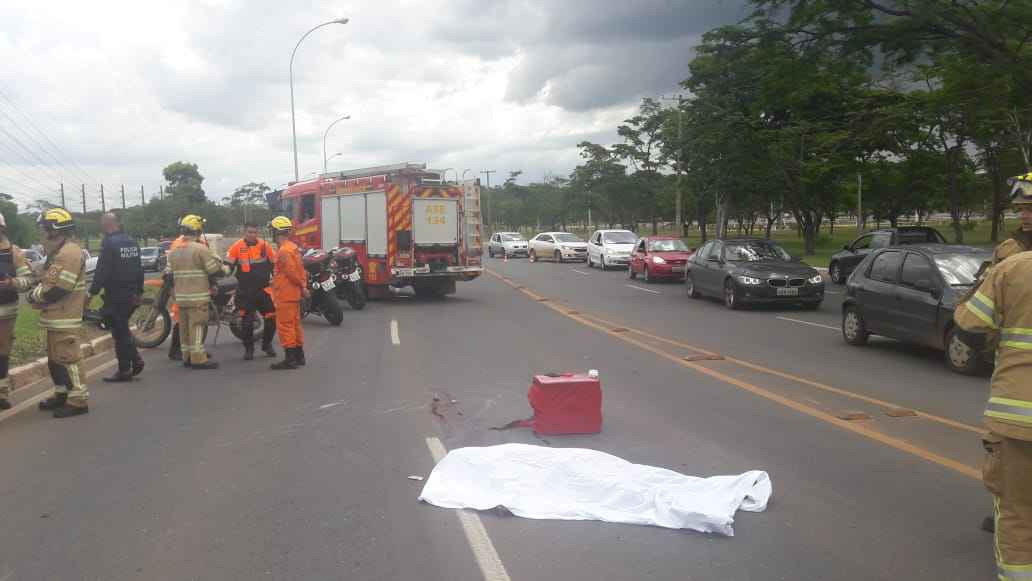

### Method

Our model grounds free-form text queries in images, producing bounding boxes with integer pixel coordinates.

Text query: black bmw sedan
[685,238,825,310]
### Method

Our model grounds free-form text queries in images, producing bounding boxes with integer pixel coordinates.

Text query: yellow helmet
[178,214,206,232]
[268,216,293,234]
[1008,172,1032,207]
[37,207,75,231]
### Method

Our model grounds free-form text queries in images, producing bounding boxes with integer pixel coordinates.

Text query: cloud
[0,0,746,211]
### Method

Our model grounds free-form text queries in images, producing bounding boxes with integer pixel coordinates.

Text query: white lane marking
[390,319,400,345]
[571,269,591,276]
[318,400,348,410]
[776,316,839,331]
[625,284,661,295]
[0,359,117,424]
[425,437,511,581]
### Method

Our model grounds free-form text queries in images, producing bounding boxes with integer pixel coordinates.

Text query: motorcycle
[329,246,366,310]
[128,271,258,348]
[301,249,344,326]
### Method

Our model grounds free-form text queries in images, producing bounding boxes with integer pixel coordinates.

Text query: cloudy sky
[0,0,747,211]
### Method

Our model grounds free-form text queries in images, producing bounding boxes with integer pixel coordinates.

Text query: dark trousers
[239,289,276,347]
[103,293,141,373]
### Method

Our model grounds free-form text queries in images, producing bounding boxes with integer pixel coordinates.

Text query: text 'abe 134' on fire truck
[271,163,484,299]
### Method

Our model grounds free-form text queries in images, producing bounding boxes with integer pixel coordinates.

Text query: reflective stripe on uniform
[174,292,210,303]
[998,563,1032,580]
[966,291,999,328]
[39,318,83,330]
[0,303,19,318]
[15,267,31,277]
[173,270,208,279]
[1000,327,1032,350]
[986,397,1032,426]
[57,270,79,285]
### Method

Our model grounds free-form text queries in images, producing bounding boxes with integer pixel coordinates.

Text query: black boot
[168,325,182,361]
[38,392,68,411]
[295,347,306,367]
[53,403,89,418]
[270,348,297,370]
[103,369,134,383]
[261,319,277,357]
[190,360,220,370]
[0,399,10,411]
[243,343,254,361]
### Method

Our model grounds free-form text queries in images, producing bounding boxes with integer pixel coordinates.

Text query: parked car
[158,239,173,253]
[140,246,167,272]
[22,248,44,274]
[529,232,588,263]
[828,226,946,284]
[487,232,529,258]
[629,237,694,282]
[587,229,638,270]
[685,238,825,310]
[841,245,992,374]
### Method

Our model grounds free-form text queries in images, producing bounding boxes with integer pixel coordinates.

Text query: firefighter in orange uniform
[226,224,277,360]
[269,216,308,370]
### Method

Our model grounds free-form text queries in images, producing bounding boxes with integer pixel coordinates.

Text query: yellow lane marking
[487,269,981,480]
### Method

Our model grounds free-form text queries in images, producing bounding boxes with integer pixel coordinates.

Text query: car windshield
[935,253,990,286]
[649,239,689,252]
[603,232,636,244]
[500,235,524,242]
[724,241,792,262]
[141,248,158,256]
[554,233,582,243]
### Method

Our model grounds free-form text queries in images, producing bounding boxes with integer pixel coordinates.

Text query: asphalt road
[0,258,995,580]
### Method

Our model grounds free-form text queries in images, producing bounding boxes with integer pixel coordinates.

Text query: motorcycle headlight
[737,275,762,285]
[651,256,666,264]
[808,274,824,285]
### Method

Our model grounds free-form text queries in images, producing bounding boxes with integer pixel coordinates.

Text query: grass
[533,218,1018,269]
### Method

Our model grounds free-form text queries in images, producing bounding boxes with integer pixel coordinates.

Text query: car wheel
[529,250,537,263]
[601,256,608,271]
[724,279,741,310]
[946,326,982,375]
[587,255,594,268]
[842,306,870,346]
[644,266,652,283]
[685,274,700,298]
[628,264,636,279]
[554,250,563,263]
[830,261,844,284]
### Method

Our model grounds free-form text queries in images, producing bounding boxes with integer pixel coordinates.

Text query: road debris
[837,410,873,421]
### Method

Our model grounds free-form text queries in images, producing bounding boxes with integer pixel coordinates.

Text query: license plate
[777,287,799,296]
[347,271,361,282]
[320,278,336,291]
[671,266,684,273]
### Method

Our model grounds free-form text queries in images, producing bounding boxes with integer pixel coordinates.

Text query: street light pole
[325,152,344,170]
[322,114,351,174]
[291,17,349,182]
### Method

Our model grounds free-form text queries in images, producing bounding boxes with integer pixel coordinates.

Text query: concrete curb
[10,334,114,394]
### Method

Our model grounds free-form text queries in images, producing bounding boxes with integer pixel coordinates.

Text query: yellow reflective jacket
[29,239,87,330]
[991,229,1032,266]
[955,251,1032,441]
[0,239,33,320]
[169,238,226,306]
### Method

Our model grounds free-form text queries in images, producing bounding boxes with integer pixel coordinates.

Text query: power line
[0,124,77,188]
[0,176,55,207]
[0,88,100,185]
[0,155,62,195]
[0,102,92,187]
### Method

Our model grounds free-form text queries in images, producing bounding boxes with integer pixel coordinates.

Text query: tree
[162,162,207,204]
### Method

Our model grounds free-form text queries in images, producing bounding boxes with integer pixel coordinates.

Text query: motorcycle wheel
[322,291,344,326]
[346,282,367,310]
[130,299,172,348]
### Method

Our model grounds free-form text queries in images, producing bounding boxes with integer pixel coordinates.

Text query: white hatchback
[587,229,638,270]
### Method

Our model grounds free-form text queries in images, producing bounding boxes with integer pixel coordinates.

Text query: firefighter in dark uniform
[226,223,277,360]
[89,212,145,382]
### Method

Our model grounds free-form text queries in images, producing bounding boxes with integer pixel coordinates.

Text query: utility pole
[81,184,86,214]
[140,185,145,206]
[59,183,66,208]
[857,172,863,232]
[480,170,495,234]
[100,184,106,212]
[121,184,126,209]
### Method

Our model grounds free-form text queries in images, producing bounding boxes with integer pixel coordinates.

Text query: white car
[587,229,638,270]
[487,232,529,258]
[529,232,588,263]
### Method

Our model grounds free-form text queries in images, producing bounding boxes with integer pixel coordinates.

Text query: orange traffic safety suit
[955,252,1032,580]
[272,238,306,350]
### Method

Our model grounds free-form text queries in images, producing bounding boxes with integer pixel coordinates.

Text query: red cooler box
[528,373,603,435]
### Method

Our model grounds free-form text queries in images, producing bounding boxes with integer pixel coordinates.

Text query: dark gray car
[685,238,825,310]
[828,226,946,284]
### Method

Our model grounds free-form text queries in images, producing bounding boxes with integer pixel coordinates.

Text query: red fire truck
[277,163,483,299]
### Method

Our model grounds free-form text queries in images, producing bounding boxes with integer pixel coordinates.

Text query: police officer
[89,212,145,382]
[30,208,90,418]
[226,223,277,360]
[168,215,227,370]
[0,213,36,409]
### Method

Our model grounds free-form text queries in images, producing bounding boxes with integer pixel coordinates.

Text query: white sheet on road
[418,443,771,536]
